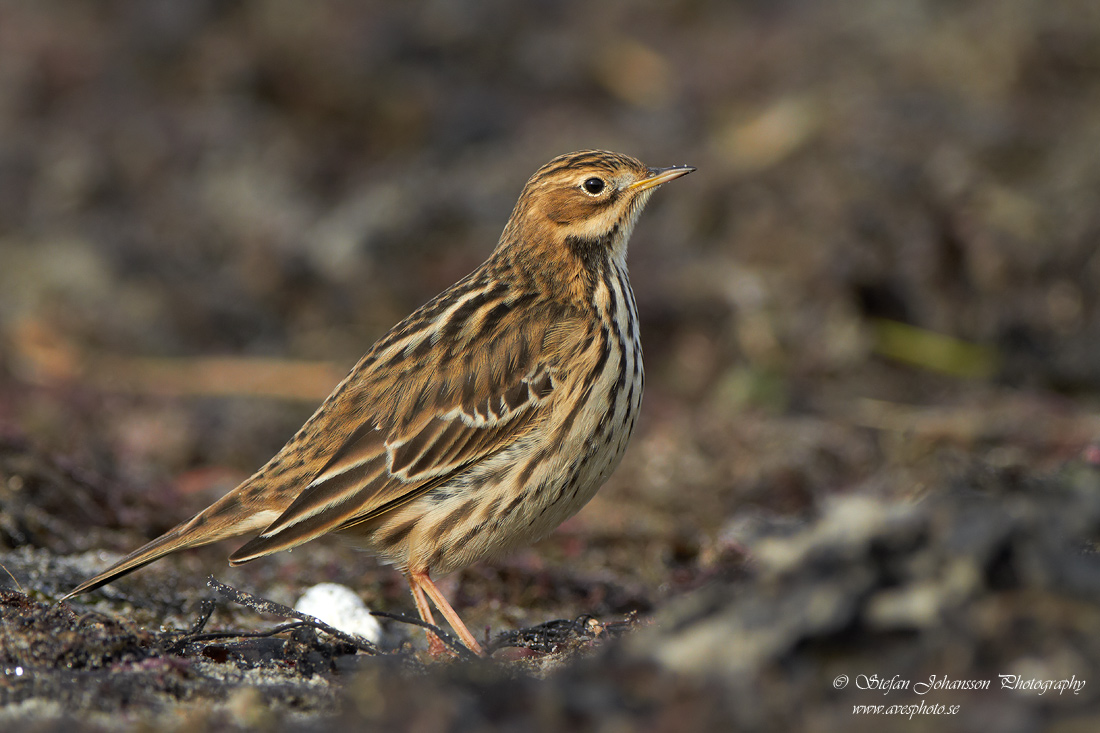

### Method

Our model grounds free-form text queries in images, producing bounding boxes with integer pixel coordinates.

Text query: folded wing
[230,290,568,563]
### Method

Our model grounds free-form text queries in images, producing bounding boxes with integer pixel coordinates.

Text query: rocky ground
[2,2,1100,731]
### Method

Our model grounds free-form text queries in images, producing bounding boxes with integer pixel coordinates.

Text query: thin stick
[205,577,479,660]
[205,577,383,655]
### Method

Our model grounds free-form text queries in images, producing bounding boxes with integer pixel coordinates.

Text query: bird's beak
[628,164,696,192]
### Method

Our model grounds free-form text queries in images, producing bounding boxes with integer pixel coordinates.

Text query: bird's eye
[582,177,606,195]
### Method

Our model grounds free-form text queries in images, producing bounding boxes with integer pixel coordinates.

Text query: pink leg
[408,569,484,656]
[407,575,449,656]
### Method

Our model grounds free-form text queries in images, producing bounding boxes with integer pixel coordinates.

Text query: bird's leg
[408,569,484,656]
[407,574,449,657]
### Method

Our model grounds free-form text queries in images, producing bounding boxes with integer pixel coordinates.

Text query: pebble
[293,583,384,644]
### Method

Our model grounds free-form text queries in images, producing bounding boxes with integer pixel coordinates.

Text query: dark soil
[2,2,1100,731]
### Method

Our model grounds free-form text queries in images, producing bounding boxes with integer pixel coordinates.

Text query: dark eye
[582,177,605,195]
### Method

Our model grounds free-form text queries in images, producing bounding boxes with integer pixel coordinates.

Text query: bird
[63,150,695,656]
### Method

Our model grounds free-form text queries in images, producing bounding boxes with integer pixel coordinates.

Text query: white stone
[293,583,383,644]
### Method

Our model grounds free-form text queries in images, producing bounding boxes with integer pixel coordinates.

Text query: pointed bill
[627,164,696,192]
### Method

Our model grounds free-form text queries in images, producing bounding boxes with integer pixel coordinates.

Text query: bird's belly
[361,339,643,576]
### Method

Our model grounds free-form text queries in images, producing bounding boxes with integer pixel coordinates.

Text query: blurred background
[1,0,1099,641]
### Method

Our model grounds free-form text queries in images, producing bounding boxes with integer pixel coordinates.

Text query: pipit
[64,150,694,656]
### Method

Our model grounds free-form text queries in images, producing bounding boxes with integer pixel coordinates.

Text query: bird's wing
[229,290,581,563]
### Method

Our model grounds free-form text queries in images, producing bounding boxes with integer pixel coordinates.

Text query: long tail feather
[60,490,276,601]
[61,522,206,600]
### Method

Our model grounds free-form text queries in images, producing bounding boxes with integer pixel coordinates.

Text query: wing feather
[228,294,576,564]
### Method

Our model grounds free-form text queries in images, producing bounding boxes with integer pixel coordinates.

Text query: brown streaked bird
[64,150,694,656]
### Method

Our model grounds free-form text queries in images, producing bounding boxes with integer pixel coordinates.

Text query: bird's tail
[60,489,270,601]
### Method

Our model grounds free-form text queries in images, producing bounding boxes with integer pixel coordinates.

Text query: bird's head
[499,150,694,282]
